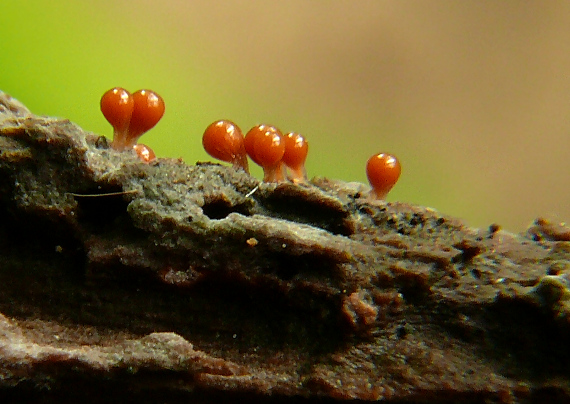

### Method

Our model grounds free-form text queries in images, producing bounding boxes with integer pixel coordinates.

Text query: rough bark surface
[0,91,569,403]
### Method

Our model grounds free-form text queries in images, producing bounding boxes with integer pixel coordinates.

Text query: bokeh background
[2,1,570,232]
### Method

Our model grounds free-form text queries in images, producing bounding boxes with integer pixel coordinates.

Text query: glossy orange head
[101,87,165,162]
[282,132,308,183]
[100,87,134,150]
[245,124,285,182]
[366,152,401,199]
[202,120,249,172]
[127,89,165,144]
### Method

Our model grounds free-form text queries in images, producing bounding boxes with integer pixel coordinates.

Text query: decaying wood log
[1,91,569,403]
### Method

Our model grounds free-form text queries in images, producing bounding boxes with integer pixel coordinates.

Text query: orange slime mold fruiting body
[101,87,165,156]
[282,132,308,183]
[366,152,401,199]
[126,89,165,147]
[202,120,249,173]
[100,87,134,151]
[245,124,286,182]
[243,125,264,166]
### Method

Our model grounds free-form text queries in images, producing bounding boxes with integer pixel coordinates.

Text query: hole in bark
[452,240,483,263]
[202,199,251,220]
[269,252,337,281]
[73,189,133,233]
[262,196,353,236]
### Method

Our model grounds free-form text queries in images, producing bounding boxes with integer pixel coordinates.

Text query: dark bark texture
[1,91,569,403]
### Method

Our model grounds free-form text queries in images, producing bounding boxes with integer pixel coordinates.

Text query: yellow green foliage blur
[2,1,570,231]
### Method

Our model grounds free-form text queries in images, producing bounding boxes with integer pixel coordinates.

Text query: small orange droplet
[246,237,258,247]
[133,143,156,163]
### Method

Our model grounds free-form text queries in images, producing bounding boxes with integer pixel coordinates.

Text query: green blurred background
[2,1,570,232]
